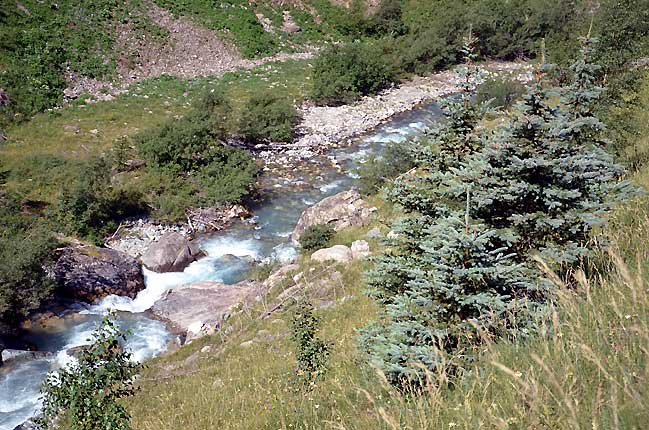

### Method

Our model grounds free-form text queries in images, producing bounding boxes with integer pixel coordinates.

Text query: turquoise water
[0,101,441,430]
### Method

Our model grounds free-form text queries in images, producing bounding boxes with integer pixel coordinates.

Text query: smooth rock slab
[311,245,353,264]
[141,232,205,273]
[151,280,260,341]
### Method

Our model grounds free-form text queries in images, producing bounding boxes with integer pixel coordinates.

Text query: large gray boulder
[55,247,145,302]
[292,190,375,245]
[141,232,206,273]
[151,280,261,341]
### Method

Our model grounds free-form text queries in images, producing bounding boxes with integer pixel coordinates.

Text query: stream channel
[0,101,443,430]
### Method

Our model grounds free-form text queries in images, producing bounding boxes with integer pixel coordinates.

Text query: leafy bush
[238,92,299,143]
[477,77,525,109]
[57,158,147,243]
[311,43,395,106]
[0,188,57,336]
[137,108,258,221]
[290,300,331,387]
[38,315,141,430]
[299,224,335,251]
[357,141,416,195]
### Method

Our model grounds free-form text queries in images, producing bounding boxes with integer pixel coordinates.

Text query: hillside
[1,1,649,430]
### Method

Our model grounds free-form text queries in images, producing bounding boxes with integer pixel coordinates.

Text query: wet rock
[292,190,375,245]
[141,232,206,273]
[311,245,353,264]
[351,240,371,259]
[151,280,261,341]
[55,246,145,302]
[2,349,52,364]
[0,337,4,366]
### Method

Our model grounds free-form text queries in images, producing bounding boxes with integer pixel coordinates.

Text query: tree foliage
[360,38,631,387]
[37,315,141,430]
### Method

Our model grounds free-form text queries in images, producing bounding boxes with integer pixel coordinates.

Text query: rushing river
[0,101,442,430]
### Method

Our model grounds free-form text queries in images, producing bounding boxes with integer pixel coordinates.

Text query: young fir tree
[462,38,633,267]
[360,37,545,386]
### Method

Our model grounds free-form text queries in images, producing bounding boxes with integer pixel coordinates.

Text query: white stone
[351,240,371,259]
[311,245,353,264]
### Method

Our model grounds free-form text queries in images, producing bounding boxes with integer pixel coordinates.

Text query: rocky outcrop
[292,190,375,245]
[311,245,353,264]
[151,280,261,341]
[55,247,145,302]
[141,232,206,273]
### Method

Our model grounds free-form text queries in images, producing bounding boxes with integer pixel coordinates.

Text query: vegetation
[238,92,299,143]
[357,140,416,195]
[311,43,394,106]
[476,77,526,109]
[289,300,331,387]
[0,177,57,336]
[37,315,141,430]
[57,157,146,243]
[299,224,335,251]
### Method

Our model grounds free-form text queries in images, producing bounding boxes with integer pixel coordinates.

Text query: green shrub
[57,158,147,243]
[311,43,395,106]
[38,315,141,430]
[238,92,299,143]
[0,181,57,335]
[299,224,335,251]
[290,300,331,387]
[477,77,525,109]
[357,141,416,195]
[137,109,258,221]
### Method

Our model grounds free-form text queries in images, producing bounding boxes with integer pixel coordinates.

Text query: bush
[137,110,258,221]
[0,189,57,335]
[310,43,395,106]
[290,300,331,387]
[57,158,147,243]
[38,315,141,430]
[477,77,525,110]
[357,141,416,195]
[238,92,299,143]
[299,224,335,251]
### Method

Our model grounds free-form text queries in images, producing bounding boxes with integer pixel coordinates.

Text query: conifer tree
[360,37,545,386]
[463,38,633,266]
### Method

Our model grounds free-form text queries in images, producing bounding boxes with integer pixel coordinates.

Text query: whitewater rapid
[0,102,441,430]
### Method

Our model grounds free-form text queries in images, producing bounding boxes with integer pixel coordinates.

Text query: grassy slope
[127,81,649,429]
[0,59,312,203]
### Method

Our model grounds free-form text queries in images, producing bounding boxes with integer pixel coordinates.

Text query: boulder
[151,280,261,341]
[292,190,375,245]
[281,11,302,33]
[13,419,38,430]
[311,245,353,264]
[351,240,371,259]
[55,247,145,302]
[141,232,206,273]
[1,349,52,363]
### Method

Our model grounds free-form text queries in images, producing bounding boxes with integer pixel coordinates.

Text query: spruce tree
[360,37,544,386]
[463,38,633,266]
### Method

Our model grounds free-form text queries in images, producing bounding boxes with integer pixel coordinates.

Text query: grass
[0,58,312,204]
[126,77,649,429]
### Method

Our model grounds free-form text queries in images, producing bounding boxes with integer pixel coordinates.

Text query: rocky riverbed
[257,61,534,170]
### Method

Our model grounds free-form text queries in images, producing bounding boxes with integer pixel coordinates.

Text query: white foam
[200,236,262,260]
[319,180,343,193]
[270,243,298,264]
